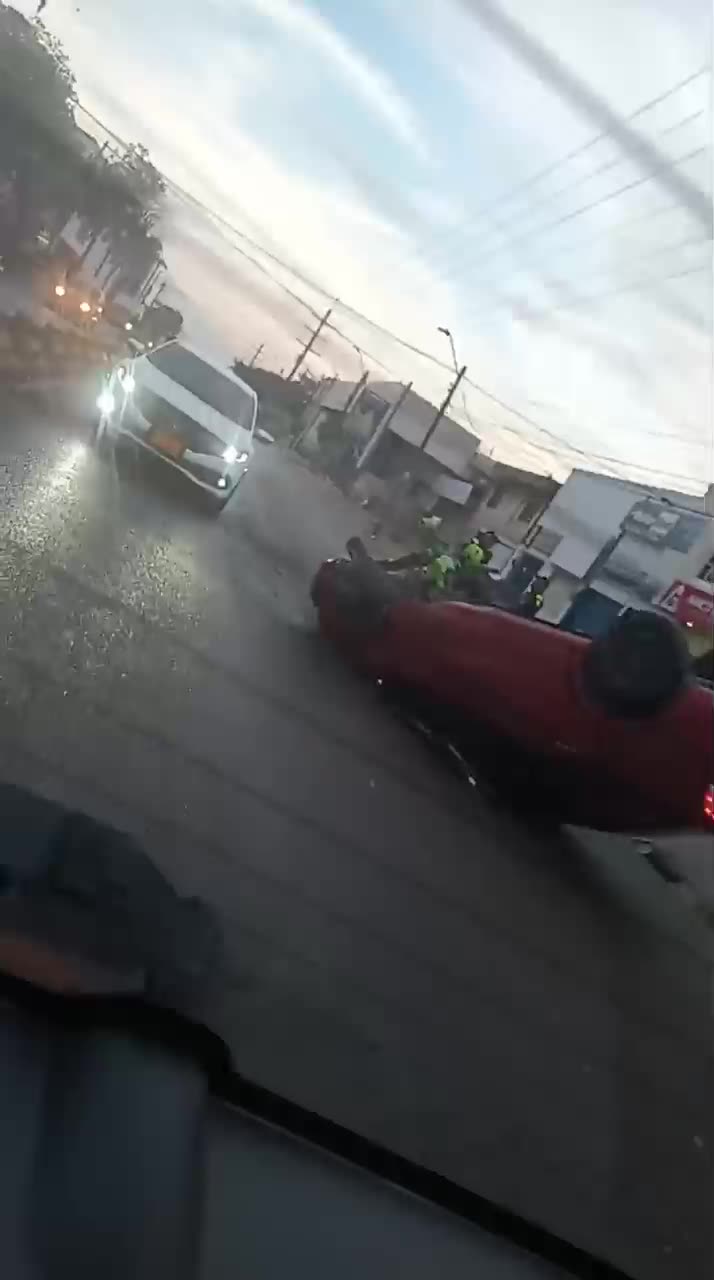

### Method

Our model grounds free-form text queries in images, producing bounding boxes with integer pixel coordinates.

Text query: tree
[0,6,79,251]
[136,303,183,344]
[117,143,166,223]
[0,8,76,136]
[0,4,165,266]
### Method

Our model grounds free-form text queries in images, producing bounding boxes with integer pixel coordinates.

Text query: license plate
[149,430,184,460]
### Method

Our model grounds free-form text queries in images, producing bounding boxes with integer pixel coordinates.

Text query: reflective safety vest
[460,541,486,573]
[427,553,457,591]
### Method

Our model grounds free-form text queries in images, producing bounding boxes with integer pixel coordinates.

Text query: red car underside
[314,563,714,834]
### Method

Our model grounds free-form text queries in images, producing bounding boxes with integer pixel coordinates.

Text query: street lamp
[124,321,133,332]
[437,325,459,376]
[54,284,66,298]
[79,300,91,314]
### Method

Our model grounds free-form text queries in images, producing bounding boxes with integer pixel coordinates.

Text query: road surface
[1,384,712,1280]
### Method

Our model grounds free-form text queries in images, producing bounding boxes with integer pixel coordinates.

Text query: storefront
[658,579,714,662]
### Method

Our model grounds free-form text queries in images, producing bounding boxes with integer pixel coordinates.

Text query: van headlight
[97,389,115,414]
[222,446,248,465]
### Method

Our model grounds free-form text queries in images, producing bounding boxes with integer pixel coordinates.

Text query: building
[300,379,479,532]
[506,469,714,652]
[230,361,311,440]
[53,212,164,324]
[656,536,714,670]
[459,459,560,571]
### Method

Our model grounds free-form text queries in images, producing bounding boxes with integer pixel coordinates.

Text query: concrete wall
[467,483,547,546]
[538,569,579,623]
[540,472,641,578]
[537,470,713,608]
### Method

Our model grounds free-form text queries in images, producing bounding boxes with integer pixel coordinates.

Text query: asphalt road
[1,384,712,1280]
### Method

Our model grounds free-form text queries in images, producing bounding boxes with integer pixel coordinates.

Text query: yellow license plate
[150,431,184,459]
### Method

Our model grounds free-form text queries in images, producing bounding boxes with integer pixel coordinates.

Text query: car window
[146,344,255,431]
[2,5,713,1280]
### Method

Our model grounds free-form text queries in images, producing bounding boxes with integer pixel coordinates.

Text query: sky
[15,0,714,488]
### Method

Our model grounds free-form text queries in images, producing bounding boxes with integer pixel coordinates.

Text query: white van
[95,341,258,512]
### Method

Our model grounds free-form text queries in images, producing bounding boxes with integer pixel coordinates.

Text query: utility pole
[249,342,264,368]
[421,364,466,452]
[287,308,332,381]
[291,376,337,451]
[343,371,369,416]
[357,381,412,470]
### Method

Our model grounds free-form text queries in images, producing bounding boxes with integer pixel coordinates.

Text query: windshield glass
[147,344,255,431]
[1,3,712,1279]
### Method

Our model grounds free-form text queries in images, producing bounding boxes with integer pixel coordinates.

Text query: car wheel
[582,611,690,718]
[203,488,233,516]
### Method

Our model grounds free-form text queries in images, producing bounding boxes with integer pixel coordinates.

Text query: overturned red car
[311,553,714,835]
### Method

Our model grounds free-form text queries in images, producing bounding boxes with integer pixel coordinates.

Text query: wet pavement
[1,384,712,1280]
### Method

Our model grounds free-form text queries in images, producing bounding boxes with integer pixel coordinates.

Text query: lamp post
[421,326,466,452]
[437,325,459,377]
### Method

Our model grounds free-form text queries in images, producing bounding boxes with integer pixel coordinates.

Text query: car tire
[582,610,690,718]
[204,489,233,516]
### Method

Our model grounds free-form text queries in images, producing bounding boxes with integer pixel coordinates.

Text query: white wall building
[508,470,714,644]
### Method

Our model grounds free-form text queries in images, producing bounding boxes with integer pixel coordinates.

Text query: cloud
[456,0,710,228]
[231,0,429,159]
[22,0,712,488]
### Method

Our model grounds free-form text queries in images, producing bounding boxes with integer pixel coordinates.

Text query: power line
[457,111,705,297]
[381,66,710,277]
[439,144,710,288]
[287,307,332,380]
[458,107,706,273]
[463,198,687,288]
[499,262,708,323]
[466,232,711,321]
[72,99,707,486]
[460,2,711,228]
[462,375,703,483]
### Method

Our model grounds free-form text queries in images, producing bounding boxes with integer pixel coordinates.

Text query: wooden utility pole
[343,371,369,416]
[356,381,412,470]
[287,308,332,381]
[421,364,466,452]
[249,342,264,367]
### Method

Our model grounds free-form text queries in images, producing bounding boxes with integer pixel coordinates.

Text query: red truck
[311,554,714,835]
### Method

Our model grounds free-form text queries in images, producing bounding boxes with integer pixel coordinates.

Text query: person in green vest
[453,531,496,601]
[518,575,549,619]
[424,550,457,596]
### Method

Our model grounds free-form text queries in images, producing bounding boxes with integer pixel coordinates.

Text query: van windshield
[147,344,255,431]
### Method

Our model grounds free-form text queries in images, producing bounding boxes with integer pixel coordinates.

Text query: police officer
[368,514,455,598]
[518,575,548,619]
[425,550,457,595]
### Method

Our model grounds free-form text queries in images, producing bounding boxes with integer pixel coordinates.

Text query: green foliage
[0,3,164,271]
[137,303,183,343]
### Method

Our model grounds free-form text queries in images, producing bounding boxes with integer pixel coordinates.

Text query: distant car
[93,341,257,512]
[311,552,714,835]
